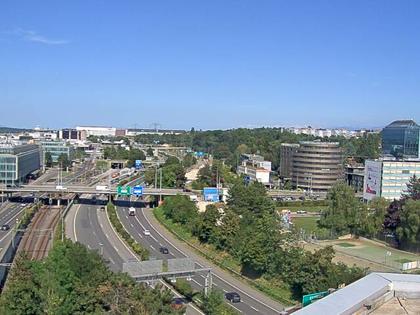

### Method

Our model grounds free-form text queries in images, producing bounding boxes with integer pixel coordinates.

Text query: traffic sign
[302,291,329,306]
[133,185,143,196]
[117,186,131,196]
[135,160,142,169]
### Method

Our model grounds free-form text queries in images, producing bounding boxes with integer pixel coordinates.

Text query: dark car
[170,298,186,310]
[225,292,241,303]
[1,224,10,231]
[159,247,169,254]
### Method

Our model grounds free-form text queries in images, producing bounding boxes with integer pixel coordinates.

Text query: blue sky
[1,1,419,130]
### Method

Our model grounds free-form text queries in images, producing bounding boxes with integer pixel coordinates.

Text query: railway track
[18,206,61,260]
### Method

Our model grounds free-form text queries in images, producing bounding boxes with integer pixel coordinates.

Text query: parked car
[143,230,151,236]
[159,247,169,254]
[225,292,241,303]
[99,206,105,211]
[1,224,10,231]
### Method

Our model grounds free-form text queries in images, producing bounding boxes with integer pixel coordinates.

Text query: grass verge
[154,207,295,306]
[107,202,149,260]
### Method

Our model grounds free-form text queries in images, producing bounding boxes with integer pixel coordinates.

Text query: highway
[0,202,26,250]
[116,202,285,315]
[65,200,203,315]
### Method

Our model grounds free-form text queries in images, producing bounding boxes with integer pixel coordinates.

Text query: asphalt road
[0,202,27,250]
[66,201,203,315]
[116,202,285,315]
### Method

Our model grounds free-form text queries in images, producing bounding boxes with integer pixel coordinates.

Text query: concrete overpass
[0,185,188,196]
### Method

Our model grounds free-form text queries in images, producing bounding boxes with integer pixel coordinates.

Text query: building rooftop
[385,120,419,128]
[295,272,420,315]
[299,140,340,146]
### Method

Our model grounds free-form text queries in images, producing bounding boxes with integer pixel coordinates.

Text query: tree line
[160,182,365,299]
[0,240,182,315]
[103,146,146,168]
[134,128,381,170]
[319,176,420,251]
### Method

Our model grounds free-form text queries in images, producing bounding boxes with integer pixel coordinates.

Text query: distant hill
[0,126,33,133]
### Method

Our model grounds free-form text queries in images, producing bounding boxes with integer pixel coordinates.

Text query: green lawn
[336,242,356,248]
[324,239,420,268]
[292,216,332,239]
[293,216,320,232]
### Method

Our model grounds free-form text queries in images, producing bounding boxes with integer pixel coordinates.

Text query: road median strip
[106,202,149,260]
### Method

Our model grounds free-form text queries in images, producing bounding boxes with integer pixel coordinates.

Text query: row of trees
[45,152,72,169]
[319,177,420,251]
[191,160,236,190]
[103,146,146,167]
[161,183,364,299]
[144,156,191,188]
[0,240,182,315]
[318,182,387,237]
[134,128,381,170]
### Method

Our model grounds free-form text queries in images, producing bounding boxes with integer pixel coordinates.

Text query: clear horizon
[1,1,419,129]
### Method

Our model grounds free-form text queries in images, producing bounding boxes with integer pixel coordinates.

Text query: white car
[143,230,151,236]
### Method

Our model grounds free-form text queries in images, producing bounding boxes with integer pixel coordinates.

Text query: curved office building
[292,141,343,192]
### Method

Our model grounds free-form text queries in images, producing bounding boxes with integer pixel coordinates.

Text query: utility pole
[159,168,162,203]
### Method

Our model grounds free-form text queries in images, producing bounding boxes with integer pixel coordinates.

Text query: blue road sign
[133,185,143,196]
[135,160,142,169]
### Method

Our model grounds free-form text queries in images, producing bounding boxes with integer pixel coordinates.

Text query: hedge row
[18,203,40,230]
[106,203,149,260]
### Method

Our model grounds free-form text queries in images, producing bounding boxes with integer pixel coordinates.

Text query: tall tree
[319,182,365,236]
[396,199,420,246]
[44,152,53,168]
[404,175,420,200]
[57,153,71,169]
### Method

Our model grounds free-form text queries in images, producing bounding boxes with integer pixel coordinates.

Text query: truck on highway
[55,185,67,190]
[95,185,109,191]
[128,207,136,216]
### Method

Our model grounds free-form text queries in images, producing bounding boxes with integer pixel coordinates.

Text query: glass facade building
[382,120,420,159]
[41,141,74,162]
[0,144,41,184]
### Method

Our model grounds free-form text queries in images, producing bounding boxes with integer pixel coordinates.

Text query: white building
[363,159,420,201]
[76,126,116,137]
[237,165,270,184]
[237,154,271,184]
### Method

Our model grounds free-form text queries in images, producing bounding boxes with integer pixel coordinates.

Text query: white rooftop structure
[295,272,420,315]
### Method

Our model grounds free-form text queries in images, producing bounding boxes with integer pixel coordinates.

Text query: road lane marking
[0,208,25,243]
[226,303,243,313]
[141,208,282,314]
[106,206,139,261]
[191,279,203,287]
[73,204,81,242]
[140,208,188,257]
[150,245,155,251]
[250,306,259,312]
